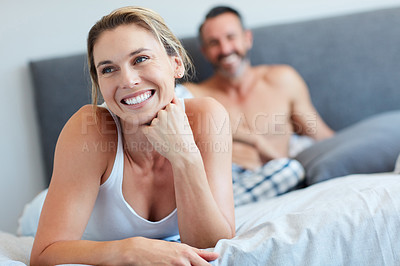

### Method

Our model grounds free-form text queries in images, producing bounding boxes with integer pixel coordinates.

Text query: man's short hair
[199,6,244,42]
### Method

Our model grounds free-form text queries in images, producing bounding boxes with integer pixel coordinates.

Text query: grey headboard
[30,55,91,184]
[30,6,400,184]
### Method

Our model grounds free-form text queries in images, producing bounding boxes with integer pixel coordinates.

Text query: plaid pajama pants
[232,158,305,207]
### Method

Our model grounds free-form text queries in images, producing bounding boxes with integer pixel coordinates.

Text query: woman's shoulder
[184,97,230,138]
[59,104,118,148]
[184,97,227,117]
[51,105,117,189]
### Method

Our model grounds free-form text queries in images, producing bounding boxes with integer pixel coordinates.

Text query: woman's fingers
[185,247,218,265]
[195,248,219,262]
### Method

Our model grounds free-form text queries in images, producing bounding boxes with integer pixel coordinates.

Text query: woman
[30,6,234,266]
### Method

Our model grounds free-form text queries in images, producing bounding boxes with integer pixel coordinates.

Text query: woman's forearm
[32,236,219,266]
[31,239,125,266]
[171,152,235,249]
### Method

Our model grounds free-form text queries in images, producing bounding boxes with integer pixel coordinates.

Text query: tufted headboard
[30,6,400,184]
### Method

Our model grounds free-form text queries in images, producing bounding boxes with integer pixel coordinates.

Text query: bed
[1,172,400,265]
[2,6,400,266]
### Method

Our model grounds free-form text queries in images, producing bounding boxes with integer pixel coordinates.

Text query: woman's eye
[101,67,114,74]
[134,56,148,64]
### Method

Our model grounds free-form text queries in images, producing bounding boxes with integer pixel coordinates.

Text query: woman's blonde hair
[87,6,193,106]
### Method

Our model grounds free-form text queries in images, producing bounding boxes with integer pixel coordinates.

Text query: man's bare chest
[222,89,292,134]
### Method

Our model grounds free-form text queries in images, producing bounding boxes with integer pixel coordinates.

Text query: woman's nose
[120,67,140,89]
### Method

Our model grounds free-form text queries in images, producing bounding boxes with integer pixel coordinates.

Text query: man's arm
[274,65,335,140]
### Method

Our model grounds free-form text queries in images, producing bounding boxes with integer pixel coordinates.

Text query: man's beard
[213,51,249,79]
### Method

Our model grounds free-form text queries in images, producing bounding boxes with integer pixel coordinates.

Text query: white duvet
[1,173,399,266]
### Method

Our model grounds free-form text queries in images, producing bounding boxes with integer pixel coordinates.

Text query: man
[180,6,334,206]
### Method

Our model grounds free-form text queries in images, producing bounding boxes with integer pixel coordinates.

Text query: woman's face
[93,24,183,126]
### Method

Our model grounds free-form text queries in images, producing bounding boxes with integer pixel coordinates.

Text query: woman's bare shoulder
[183,97,230,138]
[52,104,117,183]
[63,105,117,140]
[56,104,118,161]
[184,97,227,117]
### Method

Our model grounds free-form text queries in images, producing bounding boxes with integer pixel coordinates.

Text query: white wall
[1,0,400,234]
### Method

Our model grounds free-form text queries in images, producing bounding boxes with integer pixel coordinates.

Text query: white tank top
[82,100,186,241]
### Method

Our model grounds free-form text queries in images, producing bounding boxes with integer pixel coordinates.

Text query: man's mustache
[217,51,241,62]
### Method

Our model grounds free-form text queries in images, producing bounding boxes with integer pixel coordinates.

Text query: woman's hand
[143,97,235,248]
[118,237,219,265]
[142,97,199,161]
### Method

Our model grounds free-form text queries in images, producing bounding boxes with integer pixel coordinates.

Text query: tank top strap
[98,102,124,188]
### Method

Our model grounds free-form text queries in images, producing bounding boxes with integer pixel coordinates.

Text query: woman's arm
[33,236,218,265]
[31,106,219,266]
[142,97,235,249]
[30,105,112,265]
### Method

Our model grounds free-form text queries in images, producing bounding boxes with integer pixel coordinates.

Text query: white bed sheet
[0,231,32,265]
[1,173,399,265]
[211,173,400,265]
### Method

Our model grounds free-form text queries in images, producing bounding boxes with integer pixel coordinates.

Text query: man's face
[200,13,252,78]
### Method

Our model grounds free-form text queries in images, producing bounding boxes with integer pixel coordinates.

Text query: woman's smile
[121,89,155,109]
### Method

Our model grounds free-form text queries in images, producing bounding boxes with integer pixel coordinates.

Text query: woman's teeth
[124,91,152,105]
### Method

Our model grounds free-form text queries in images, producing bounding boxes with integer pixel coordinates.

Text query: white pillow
[175,84,193,99]
[395,153,400,174]
[0,231,33,265]
[17,189,47,237]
